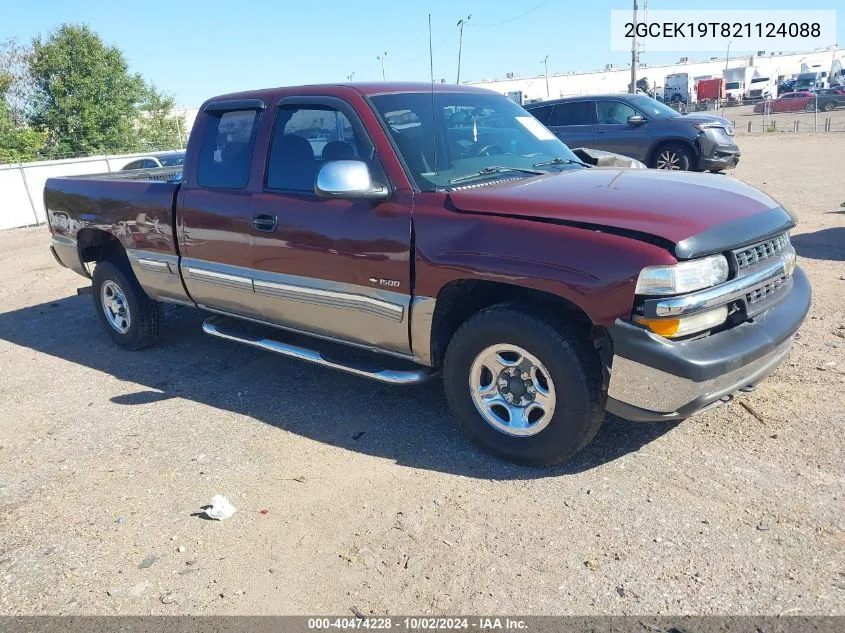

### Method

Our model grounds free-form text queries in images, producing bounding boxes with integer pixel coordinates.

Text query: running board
[202,316,434,385]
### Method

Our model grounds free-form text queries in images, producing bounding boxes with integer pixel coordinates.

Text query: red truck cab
[46,83,810,465]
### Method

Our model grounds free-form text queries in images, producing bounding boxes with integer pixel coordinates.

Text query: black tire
[91,260,162,350]
[804,102,818,113]
[651,142,693,171]
[443,304,605,466]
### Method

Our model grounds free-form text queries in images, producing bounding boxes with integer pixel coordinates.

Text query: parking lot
[722,102,845,133]
[0,133,843,616]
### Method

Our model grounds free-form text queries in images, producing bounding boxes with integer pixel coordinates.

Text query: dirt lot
[0,134,843,616]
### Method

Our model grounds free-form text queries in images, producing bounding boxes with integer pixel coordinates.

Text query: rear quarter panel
[45,176,180,255]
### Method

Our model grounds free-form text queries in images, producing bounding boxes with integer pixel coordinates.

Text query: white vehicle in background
[794,71,829,92]
[723,67,755,103]
[663,73,696,103]
[745,75,777,101]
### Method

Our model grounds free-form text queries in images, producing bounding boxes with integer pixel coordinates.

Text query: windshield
[369,91,582,190]
[725,82,741,90]
[627,95,680,118]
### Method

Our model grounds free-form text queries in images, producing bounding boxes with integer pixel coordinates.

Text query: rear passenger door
[545,101,595,148]
[247,96,413,355]
[593,99,648,160]
[178,103,264,317]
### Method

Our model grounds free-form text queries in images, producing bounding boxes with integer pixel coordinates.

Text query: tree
[0,37,35,125]
[28,24,145,157]
[0,72,47,163]
[137,83,185,151]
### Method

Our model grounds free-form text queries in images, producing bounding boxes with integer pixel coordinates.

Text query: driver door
[593,99,648,160]
[247,96,413,355]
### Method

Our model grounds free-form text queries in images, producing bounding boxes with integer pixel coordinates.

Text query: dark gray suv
[526,94,740,172]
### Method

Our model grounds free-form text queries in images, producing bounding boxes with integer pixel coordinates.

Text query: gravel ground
[0,133,843,616]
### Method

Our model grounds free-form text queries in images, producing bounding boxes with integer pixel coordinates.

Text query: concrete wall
[0,152,178,231]
[467,49,844,102]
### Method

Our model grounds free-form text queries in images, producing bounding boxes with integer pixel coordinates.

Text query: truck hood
[448,168,795,259]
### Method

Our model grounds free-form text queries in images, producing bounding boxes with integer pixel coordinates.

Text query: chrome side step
[202,316,434,385]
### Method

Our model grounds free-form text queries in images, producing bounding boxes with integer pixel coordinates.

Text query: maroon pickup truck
[45,82,810,465]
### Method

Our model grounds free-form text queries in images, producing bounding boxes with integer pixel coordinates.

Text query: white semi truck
[723,66,756,103]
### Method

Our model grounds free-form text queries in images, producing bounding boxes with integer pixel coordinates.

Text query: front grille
[734,233,788,270]
[746,274,788,305]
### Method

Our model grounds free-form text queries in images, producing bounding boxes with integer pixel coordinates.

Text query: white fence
[0,152,175,231]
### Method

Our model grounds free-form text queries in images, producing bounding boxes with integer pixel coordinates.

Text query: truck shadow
[792,227,845,262]
[0,295,679,479]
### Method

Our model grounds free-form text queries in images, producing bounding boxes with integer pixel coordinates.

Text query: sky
[1,0,842,107]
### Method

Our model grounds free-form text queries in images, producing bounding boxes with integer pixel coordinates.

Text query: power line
[467,0,556,28]
[391,29,457,64]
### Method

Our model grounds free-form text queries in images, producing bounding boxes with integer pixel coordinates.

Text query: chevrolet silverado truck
[45,83,811,466]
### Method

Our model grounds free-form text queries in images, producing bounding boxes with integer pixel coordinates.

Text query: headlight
[635,254,729,296]
[634,306,728,338]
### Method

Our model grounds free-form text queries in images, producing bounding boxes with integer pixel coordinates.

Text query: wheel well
[77,229,128,271]
[429,280,596,368]
[647,138,699,167]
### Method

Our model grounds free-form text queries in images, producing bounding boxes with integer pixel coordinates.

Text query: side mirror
[627,114,646,125]
[315,160,389,200]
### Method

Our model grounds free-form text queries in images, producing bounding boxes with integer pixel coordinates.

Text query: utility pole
[542,55,550,97]
[630,0,638,93]
[724,40,731,71]
[377,52,387,81]
[456,14,471,84]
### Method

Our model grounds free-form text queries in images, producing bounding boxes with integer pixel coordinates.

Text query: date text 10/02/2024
[307,617,528,630]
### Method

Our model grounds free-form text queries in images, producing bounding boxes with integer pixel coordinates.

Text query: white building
[465,48,843,102]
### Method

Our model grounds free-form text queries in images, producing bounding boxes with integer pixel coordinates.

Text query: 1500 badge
[369,277,401,288]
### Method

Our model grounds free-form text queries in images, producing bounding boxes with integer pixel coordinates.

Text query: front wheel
[443,305,605,466]
[652,143,693,171]
[92,260,163,350]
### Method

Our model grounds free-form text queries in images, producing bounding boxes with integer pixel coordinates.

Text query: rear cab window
[197,108,261,189]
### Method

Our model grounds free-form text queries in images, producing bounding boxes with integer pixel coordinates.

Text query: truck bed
[44,168,181,257]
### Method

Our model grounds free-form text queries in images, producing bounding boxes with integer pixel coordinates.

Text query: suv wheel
[653,143,693,171]
[443,304,605,466]
[92,260,163,350]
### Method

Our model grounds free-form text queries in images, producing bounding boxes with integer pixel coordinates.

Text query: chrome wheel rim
[469,344,556,437]
[656,150,681,170]
[101,280,131,334]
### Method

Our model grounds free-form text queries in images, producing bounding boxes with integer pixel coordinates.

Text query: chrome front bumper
[606,266,811,422]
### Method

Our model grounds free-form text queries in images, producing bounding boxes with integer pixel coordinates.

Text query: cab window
[596,101,639,124]
[266,104,377,192]
[197,109,260,189]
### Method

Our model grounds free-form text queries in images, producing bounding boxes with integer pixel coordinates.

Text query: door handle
[596,130,608,134]
[252,213,278,233]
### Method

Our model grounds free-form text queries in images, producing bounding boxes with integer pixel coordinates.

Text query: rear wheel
[92,260,162,350]
[443,304,605,466]
[805,101,818,112]
[652,142,693,171]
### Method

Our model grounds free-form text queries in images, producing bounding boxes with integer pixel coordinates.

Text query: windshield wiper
[532,157,591,168]
[448,165,546,185]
